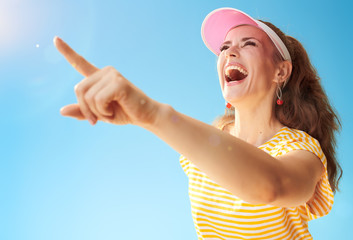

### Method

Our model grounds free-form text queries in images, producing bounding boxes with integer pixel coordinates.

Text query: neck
[230,99,284,147]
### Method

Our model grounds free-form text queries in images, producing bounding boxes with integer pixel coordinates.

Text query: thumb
[60,104,86,120]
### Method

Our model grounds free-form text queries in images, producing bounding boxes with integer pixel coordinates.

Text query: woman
[54,8,341,240]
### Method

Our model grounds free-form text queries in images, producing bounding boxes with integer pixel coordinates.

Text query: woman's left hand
[54,36,160,127]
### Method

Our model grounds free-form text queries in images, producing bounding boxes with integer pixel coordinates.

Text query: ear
[273,60,292,84]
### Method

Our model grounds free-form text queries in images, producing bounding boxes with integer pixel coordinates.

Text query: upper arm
[271,149,325,208]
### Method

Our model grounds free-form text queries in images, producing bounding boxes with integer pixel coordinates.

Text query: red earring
[276,85,284,105]
[226,102,232,109]
[276,99,284,105]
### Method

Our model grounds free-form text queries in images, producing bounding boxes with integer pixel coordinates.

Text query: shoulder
[275,127,324,162]
[279,127,320,145]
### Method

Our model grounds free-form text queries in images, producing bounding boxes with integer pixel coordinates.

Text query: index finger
[54,36,99,77]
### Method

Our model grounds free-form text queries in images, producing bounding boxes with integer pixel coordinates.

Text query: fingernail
[53,36,61,45]
[88,117,96,125]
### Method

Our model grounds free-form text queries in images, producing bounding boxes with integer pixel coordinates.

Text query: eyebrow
[221,37,261,46]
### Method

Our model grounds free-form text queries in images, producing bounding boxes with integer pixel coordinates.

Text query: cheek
[263,60,278,82]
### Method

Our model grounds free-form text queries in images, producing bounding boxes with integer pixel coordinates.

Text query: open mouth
[225,65,248,82]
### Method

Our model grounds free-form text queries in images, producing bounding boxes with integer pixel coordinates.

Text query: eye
[220,45,229,52]
[243,41,257,47]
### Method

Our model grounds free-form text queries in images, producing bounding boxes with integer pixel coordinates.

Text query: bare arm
[146,105,324,207]
[55,37,324,207]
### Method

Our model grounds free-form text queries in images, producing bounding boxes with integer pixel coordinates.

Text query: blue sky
[0,0,352,239]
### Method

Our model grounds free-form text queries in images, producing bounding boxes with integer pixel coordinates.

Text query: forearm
[144,104,282,204]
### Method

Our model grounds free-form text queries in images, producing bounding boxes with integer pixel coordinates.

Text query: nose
[225,47,238,59]
[226,53,237,58]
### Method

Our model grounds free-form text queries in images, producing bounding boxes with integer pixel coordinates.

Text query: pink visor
[201,8,291,62]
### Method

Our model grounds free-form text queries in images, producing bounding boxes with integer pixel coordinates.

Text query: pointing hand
[54,36,159,127]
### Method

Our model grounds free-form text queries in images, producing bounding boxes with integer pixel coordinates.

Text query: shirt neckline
[258,126,288,149]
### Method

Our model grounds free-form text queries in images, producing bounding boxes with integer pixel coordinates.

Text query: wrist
[141,101,175,133]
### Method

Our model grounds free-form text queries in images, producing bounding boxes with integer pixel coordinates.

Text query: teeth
[225,65,248,77]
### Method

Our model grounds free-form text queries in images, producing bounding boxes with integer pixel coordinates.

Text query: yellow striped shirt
[179,127,333,240]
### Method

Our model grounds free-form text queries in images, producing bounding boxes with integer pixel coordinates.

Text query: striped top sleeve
[273,128,334,220]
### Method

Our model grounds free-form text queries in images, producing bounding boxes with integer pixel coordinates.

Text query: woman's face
[217,25,279,106]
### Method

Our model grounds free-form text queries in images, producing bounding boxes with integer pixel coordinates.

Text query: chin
[222,92,243,104]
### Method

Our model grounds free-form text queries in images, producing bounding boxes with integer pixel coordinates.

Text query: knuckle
[104,65,122,77]
[94,95,105,105]
[114,74,127,87]
[84,92,93,103]
[104,65,116,73]
[74,83,83,94]
[74,78,90,95]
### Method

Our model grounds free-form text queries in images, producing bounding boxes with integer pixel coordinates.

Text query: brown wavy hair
[214,20,342,193]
